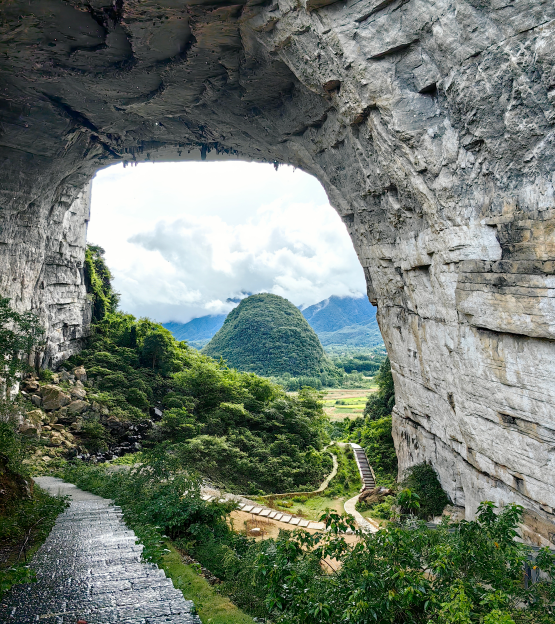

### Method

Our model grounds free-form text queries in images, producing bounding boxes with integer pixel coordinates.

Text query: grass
[259,444,362,521]
[161,543,256,624]
[0,485,69,599]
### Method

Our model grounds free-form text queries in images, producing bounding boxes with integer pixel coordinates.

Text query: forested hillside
[203,293,340,380]
[163,294,384,350]
[6,246,332,495]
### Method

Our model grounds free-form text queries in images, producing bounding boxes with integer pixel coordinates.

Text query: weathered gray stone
[71,385,87,400]
[0,0,553,544]
[40,385,71,411]
[18,421,41,439]
[73,366,87,382]
[30,394,42,407]
[67,400,89,415]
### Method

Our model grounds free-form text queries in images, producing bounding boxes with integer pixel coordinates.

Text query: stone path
[201,450,341,532]
[343,444,379,533]
[0,477,200,624]
[200,493,327,531]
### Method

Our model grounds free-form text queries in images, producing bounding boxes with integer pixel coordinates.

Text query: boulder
[359,487,394,506]
[48,432,63,446]
[60,370,74,382]
[22,379,39,392]
[67,400,88,415]
[71,386,87,400]
[41,385,71,410]
[70,418,84,432]
[31,394,42,407]
[19,420,41,438]
[73,366,87,382]
[25,409,44,426]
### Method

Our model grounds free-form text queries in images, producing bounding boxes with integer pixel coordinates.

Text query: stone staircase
[200,494,327,530]
[1,479,201,624]
[351,443,376,491]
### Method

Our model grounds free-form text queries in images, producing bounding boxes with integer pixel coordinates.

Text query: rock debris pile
[18,367,152,467]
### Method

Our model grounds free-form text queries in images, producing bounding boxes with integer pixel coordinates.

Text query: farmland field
[323,386,377,421]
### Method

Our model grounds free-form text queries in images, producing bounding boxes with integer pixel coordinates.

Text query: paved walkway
[0,477,200,624]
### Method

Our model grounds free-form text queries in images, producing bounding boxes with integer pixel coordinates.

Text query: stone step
[1,493,201,624]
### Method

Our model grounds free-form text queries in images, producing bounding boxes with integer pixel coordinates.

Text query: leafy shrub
[363,356,394,420]
[401,462,450,520]
[80,417,110,452]
[127,388,149,410]
[0,416,68,599]
[255,504,555,624]
[98,371,129,392]
[164,397,184,409]
[38,368,54,383]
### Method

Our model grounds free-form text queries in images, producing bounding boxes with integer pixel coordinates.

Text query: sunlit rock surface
[0,0,554,543]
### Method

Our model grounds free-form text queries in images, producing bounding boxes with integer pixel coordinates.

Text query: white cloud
[88,161,366,323]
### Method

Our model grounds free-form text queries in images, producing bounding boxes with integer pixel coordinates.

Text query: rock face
[0,1,554,543]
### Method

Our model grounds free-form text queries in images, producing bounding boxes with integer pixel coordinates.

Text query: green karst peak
[203,293,337,378]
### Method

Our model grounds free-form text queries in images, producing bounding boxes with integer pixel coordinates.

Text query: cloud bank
[88,161,366,323]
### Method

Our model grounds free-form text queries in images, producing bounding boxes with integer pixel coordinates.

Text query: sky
[88,160,366,324]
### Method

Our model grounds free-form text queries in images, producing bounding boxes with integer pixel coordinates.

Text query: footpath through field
[0,477,201,624]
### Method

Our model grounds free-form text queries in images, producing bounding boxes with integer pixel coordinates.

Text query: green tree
[140,329,176,373]
[0,297,43,389]
[84,244,119,323]
[364,356,394,420]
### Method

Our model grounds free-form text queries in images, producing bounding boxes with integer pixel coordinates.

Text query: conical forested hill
[203,293,338,377]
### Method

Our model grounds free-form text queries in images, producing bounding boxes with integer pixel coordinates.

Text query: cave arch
[1,0,554,544]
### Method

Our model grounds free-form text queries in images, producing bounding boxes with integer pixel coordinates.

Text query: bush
[255,503,555,624]
[401,462,450,520]
[0,416,68,599]
[164,397,184,409]
[127,388,149,410]
[80,417,110,452]
[363,356,394,420]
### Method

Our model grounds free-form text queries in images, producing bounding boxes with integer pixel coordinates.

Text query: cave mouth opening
[87,158,373,341]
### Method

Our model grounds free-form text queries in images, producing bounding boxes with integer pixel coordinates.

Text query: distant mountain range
[163,315,226,348]
[163,295,383,350]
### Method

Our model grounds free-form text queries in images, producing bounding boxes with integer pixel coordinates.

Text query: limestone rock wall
[0,0,554,543]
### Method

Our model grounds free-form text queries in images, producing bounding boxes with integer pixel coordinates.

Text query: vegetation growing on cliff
[66,310,331,494]
[0,297,43,389]
[84,244,119,323]
[340,358,397,488]
[0,413,68,599]
[363,356,394,420]
[203,293,341,382]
